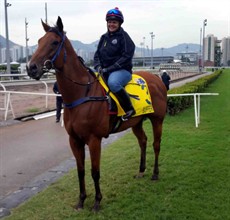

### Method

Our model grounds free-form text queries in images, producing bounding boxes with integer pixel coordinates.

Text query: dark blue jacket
[161,72,171,90]
[94,27,135,73]
[53,81,63,101]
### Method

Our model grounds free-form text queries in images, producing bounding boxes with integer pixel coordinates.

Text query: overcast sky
[1,0,230,49]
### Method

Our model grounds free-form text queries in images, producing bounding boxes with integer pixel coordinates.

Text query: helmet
[106,7,124,24]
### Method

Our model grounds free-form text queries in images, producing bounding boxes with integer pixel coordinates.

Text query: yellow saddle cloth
[97,73,154,117]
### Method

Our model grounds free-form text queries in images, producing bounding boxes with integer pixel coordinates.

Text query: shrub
[167,70,222,115]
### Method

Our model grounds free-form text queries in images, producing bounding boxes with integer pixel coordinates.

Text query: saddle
[96,73,154,117]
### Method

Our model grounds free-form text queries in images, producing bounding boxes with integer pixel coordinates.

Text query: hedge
[167,70,222,115]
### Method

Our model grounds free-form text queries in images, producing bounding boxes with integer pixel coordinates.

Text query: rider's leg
[107,69,135,120]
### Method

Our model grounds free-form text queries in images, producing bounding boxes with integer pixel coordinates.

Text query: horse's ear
[41,19,50,32]
[57,16,63,33]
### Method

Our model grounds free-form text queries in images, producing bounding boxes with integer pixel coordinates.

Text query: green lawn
[4,70,230,220]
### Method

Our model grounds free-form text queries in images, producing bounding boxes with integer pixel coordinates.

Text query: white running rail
[0,89,219,127]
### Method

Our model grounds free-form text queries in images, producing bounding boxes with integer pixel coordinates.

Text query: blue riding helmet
[106,7,124,24]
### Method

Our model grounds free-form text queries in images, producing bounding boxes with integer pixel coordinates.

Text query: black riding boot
[114,88,136,121]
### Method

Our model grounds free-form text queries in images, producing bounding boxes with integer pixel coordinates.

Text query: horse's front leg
[69,136,87,210]
[88,137,102,211]
[132,121,147,178]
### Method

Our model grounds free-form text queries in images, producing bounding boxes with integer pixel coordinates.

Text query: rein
[43,27,108,109]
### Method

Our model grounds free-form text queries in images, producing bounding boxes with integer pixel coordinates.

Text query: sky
[1,0,230,49]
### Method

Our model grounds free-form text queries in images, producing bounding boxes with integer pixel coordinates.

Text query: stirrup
[121,109,135,121]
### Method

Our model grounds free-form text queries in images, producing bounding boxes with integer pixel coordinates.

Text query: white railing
[0,83,15,119]
[0,72,55,81]
[0,80,49,112]
[0,90,56,121]
[0,80,56,120]
[0,73,28,81]
[0,89,218,127]
[167,93,219,127]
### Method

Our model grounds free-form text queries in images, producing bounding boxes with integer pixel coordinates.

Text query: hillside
[0,34,200,57]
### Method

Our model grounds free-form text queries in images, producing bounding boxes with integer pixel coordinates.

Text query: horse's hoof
[92,203,100,212]
[134,172,145,178]
[75,202,84,211]
[151,175,159,181]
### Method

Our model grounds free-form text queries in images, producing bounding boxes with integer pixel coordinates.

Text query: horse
[27,16,167,211]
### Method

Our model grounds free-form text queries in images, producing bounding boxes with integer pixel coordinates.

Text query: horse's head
[27,16,65,80]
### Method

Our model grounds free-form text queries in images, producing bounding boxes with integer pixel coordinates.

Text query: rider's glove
[97,66,103,75]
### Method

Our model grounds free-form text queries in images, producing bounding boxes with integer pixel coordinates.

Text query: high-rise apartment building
[203,34,217,66]
[203,34,230,67]
[221,37,230,66]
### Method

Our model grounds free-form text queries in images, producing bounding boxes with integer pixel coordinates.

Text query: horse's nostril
[27,63,39,78]
[31,63,38,71]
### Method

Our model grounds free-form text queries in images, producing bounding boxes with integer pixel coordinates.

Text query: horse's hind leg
[69,136,87,210]
[150,117,164,180]
[132,119,148,178]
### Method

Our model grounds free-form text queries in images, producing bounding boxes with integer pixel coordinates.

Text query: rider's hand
[102,68,108,74]
[97,66,103,75]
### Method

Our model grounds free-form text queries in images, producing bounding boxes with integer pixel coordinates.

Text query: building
[175,52,199,65]
[202,34,228,67]
[132,56,174,67]
[203,34,217,66]
[221,37,230,66]
[0,45,34,63]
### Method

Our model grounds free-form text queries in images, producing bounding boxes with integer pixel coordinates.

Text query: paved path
[0,72,212,218]
[0,116,128,217]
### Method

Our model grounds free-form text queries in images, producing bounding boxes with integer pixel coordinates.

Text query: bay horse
[27,17,167,211]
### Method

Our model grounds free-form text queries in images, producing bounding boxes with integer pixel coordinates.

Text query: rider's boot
[114,88,136,121]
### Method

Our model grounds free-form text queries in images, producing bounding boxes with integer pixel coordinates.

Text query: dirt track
[0,82,56,121]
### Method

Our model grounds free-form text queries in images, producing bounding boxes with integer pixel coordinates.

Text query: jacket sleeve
[106,32,135,72]
[53,82,59,94]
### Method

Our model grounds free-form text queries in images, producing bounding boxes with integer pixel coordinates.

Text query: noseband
[43,28,67,71]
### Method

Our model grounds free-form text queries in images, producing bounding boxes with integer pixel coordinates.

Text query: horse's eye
[52,41,59,46]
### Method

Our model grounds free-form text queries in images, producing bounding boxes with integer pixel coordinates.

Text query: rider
[94,7,136,121]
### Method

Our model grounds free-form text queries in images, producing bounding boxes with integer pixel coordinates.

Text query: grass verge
[4,70,230,220]
[26,108,40,113]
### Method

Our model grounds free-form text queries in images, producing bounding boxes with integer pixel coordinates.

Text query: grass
[4,70,230,220]
[26,107,40,113]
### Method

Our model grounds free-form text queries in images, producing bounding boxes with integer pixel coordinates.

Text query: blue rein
[63,96,109,108]
[46,28,108,109]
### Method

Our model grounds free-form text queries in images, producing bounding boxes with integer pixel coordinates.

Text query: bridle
[42,27,99,88]
[41,27,108,108]
[43,28,67,72]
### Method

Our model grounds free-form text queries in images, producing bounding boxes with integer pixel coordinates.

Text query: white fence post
[193,94,199,128]
[197,94,201,125]
[167,93,219,127]
[41,81,48,108]
[5,92,15,120]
